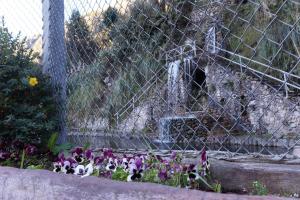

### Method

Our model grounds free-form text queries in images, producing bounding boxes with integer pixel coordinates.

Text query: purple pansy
[85,149,94,160]
[170,151,177,160]
[135,157,143,170]
[158,168,168,181]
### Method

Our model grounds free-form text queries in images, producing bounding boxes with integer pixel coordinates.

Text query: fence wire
[1,0,300,158]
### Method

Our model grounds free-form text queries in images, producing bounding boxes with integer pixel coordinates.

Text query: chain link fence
[1,0,300,158]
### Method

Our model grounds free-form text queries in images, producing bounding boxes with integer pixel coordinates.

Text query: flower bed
[52,147,221,192]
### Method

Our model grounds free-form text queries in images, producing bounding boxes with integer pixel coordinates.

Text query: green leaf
[142,168,159,183]
[53,143,73,155]
[91,169,100,177]
[196,176,213,190]
[111,167,129,181]
[27,165,44,170]
[47,132,58,152]
[212,183,222,193]
[83,142,91,151]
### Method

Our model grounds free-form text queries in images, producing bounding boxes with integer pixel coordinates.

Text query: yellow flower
[28,77,38,87]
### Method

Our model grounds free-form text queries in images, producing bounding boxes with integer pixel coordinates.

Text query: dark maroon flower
[103,149,113,158]
[54,153,65,165]
[156,155,163,162]
[188,164,195,172]
[182,165,188,173]
[25,145,37,155]
[12,140,24,150]
[0,151,10,160]
[200,148,209,176]
[85,149,94,160]
[100,170,112,179]
[94,156,104,165]
[71,147,83,156]
[201,148,207,164]
[158,169,168,181]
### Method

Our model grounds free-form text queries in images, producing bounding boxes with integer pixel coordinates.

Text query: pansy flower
[0,151,10,160]
[53,162,62,173]
[71,147,84,163]
[200,148,210,176]
[81,162,94,178]
[74,165,85,176]
[61,160,77,174]
[94,156,104,164]
[25,144,37,156]
[121,157,129,172]
[103,148,113,158]
[105,157,118,172]
[187,164,200,181]
[85,149,94,161]
[135,157,143,170]
[127,163,143,182]
[158,168,169,182]
[170,151,177,160]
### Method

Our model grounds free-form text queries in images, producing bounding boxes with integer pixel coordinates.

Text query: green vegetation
[252,181,268,196]
[0,18,58,146]
[223,0,300,79]
[66,0,195,128]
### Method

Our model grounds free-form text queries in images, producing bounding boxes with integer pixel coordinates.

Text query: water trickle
[167,60,185,114]
[206,26,217,54]
[158,118,173,143]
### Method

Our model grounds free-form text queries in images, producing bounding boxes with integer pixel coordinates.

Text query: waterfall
[206,26,217,54]
[158,118,172,143]
[167,60,185,114]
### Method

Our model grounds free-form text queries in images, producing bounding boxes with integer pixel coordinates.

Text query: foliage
[66,10,98,66]
[111,167,129,181]
[223,0,300,78]
[67,0,194,127]
[47,133,73,155]
[142,168,159,183]
[0,19,58,146]
[252,181,268,196]
[103,7,119,28]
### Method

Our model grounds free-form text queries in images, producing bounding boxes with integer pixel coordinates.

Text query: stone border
[210,159,300,195]
[0,167,289,200]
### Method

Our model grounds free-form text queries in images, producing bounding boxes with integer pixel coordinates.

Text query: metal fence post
[42,0,67,143]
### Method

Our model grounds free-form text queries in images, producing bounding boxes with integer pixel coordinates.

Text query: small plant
[252,181,268,196]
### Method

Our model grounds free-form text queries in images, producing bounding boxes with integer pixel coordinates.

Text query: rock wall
[205,62,300,139]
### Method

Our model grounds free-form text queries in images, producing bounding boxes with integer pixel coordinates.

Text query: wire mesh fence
[1,0,300,158]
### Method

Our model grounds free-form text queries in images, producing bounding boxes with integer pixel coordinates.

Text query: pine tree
[66,10,98,66]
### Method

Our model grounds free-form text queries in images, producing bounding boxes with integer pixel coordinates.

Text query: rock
[0,167,288,200]
[210,159,300,195]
